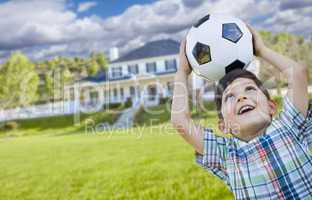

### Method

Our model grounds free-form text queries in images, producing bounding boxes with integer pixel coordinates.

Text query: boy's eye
[246,86,256,91]
[225,93,234,102]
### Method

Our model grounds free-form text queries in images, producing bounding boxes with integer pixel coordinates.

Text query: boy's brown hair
[215,69,271,119]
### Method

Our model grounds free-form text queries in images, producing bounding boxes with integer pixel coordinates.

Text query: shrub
[104,102,122,110]
[3,121,19,131]
[159,97,172,105]
[124,98,132,108]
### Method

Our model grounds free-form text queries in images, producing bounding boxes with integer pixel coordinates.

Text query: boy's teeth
[239,105,254,114]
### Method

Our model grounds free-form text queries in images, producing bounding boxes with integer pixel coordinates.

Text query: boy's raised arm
[171,39,204,154]
[248,25,309,117]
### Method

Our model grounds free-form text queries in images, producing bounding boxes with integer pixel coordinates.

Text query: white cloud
[77,1,97,13]
[0,0,310,61]
[32,44,68,60]
[0,0,104,51]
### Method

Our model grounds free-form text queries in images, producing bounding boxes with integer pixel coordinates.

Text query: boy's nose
[237,96,247,102]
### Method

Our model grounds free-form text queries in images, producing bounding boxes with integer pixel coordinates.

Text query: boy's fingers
[179,38,192,71]
[246,23,256,34]
[180,39,186,53]
[245,23,253,30]
[180,30,190,53]
[247,24,259,38]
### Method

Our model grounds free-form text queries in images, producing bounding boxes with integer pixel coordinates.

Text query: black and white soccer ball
[186,14,254,81]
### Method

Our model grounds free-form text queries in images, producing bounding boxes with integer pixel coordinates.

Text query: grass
[133,104,171,127]
[133,102,223,135]
[1,95,299,199]
[0,111,120,137]
[0,125,233,200]
[133,101,215,126]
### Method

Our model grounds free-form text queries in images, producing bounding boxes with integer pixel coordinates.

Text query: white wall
[156,60,165,72]
[109,55,178,78]
[0,101,77,122]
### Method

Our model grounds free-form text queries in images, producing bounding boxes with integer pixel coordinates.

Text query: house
[65,39,193,108]
[0,39,283,122]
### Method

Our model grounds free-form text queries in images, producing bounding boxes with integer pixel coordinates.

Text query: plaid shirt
[196,96,312,199]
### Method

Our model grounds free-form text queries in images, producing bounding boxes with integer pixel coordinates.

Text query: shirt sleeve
[278,96,312,149]
[195,128,229,183]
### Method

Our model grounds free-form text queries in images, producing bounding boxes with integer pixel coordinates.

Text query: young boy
[171,25,312,199]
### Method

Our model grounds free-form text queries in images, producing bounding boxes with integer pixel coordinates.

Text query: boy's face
[220,78,276,141]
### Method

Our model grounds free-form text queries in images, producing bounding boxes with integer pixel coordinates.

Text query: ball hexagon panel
[225,60,245,74]
[192,42,211,65]
[222,23,243,43]
[193,14,210,28]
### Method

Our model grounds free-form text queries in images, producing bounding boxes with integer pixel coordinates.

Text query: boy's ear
[268,100,277,117]
[218,120,226,133]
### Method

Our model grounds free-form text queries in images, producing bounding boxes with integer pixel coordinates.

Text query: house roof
[79,39,179,83]
[79,71,133,83]
[80,70,177,84]
[80,71,107,83]
[111,39,180,63]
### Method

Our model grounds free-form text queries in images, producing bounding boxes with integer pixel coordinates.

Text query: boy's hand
[246,25,309,117]
[246,24,267,58]
[178,39,192,75]
[172,38,204,154]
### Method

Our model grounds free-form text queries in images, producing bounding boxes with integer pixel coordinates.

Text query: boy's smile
[237,104,255,115]
[220,78,276,141]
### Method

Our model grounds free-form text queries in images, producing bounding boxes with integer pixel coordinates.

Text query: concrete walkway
[113,103,140,129]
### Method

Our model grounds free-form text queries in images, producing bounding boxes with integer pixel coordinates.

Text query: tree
[96,52,108,71]
[0,52,39,109]
[36,57,75,102]
[90,51,108,71]
[44,73,53,100]
[87,59,99,76]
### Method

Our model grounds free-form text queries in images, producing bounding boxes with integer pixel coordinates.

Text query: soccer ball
[186,14,254,81]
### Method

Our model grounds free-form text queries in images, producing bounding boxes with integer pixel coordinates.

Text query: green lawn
[0,95,300,200]
[1,91,310,199]
[133,101,218,127]
[0,124,233,200]
[133,104,171,127]
[0,111,120,137]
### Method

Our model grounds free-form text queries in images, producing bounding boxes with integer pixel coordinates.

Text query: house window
[103,90,109,100]
[137,86,141,98]
[165,59,177,71]
[146,62,156,73]
[112,67,122,78]
[128,64,139,75]
[90,91,99,103]
[90,91,98,98]
[167,81,174,95]
[113,88,118,99]
[147,85,157,101]
[70,88,75,100]
[130,86,136,97]
[120,88,124,100]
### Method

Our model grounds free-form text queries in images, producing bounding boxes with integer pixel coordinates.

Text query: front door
[147,86,157,101]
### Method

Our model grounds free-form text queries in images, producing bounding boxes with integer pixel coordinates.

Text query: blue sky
[0,0,310,62]
[0,0,157,18]
[72,0,157,18]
